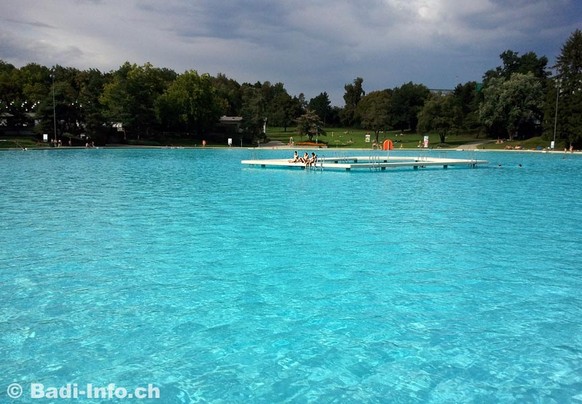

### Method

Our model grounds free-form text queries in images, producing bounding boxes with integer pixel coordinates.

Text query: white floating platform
[241,155,488,171]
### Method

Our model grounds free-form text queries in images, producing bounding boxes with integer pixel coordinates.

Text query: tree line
[1,29,580,147]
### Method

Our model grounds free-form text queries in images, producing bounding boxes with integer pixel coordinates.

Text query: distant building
[216,116,242,135]
[429,89,454,96]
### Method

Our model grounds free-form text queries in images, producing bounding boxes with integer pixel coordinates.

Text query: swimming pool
[1,148,581,402]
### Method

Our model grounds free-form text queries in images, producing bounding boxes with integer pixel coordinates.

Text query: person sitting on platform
[307,152,317,167]
[289,151,299,163]
[300,152,309,163]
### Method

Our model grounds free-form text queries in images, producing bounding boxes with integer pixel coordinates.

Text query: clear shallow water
[1,148,581,403]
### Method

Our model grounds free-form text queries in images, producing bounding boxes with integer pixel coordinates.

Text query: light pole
[552,80,560,149]
[51,72,57,145]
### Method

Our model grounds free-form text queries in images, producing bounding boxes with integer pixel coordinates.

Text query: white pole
[52,73,57,145]
[552,80,559,148]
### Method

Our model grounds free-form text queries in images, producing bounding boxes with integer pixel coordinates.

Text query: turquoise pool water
[1,148,581,402]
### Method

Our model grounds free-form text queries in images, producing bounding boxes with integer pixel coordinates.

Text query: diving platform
[241,155,488,171]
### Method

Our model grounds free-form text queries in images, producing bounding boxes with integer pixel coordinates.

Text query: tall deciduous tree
[35,65,86,140]
[296,110,325,142]
[308,92,332,125]
[269,90,296,131]
[19,63,51,104]
[210,73,241,116]
[100,62,176,138]
[479,73,544,140]
[156,70,223,135]
[341,77,364,126]
[4,63,51,133]
[484,50,549,84]
[264,82,295,130]
[239,84,267,143]
[453,81,482,132]
[0,61,21,111]
[76,69,107,138]
[356,90,392,143]
[552,29,582,148]
[390,82,430,131]
[417,94,462,143]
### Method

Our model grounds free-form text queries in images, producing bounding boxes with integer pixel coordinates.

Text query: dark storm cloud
[1,0,579,105]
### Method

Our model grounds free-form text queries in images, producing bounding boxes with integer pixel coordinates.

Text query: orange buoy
[382,139,393,150]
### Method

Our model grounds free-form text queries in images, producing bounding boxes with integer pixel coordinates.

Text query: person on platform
[308,152,318,167]
[289,151,299,163]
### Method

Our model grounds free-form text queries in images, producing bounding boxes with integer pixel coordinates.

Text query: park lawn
[266,126,413,148]
[0,137,41,149]
[485,136,559,150]
[266,127,485,149]
[3,130,555,150]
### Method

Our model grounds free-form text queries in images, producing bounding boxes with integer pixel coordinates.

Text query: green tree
[264,82,296,130]
[296,110,325,142]
[356,90,392,143]
[296,93,307,112]
[19,63,52,105]
[76,69,107,140]
[479,73,544,140]
[0,62,25,132]
[551,29,582,148]
[0,60,24,116]
[452,81,482,132]
[328,106,342,126]
[239,84,267,144]
[34,65,87,141]
[417,94,462,143]
[210,73,241,116]
[100,62,176,138]
[484,50,549,84]
[236,81,297,135]
[156,70,223,135]
[308,92,332,125]
[269,90,296,131]
[341,77,364,126]
[0,61,20,113]
[390,82,430,131]
[54,66,85,138]
[1,63,51,133]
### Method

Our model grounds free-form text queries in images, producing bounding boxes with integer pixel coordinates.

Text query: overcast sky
[1,0,580,106]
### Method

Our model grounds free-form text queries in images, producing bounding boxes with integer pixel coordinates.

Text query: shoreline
[0,143,579,154]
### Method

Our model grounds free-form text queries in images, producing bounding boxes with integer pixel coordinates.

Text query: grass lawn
[1,131,559,150]
[266,127,491,149]
[484,136,561,150]
[0,137,42,149]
